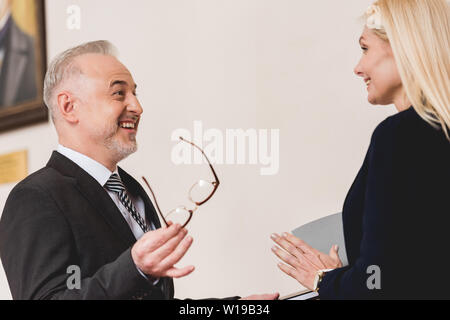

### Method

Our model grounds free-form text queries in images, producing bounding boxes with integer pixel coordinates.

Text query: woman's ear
[57,91,79,124]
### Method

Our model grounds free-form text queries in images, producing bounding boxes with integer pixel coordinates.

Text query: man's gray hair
[43,40,118,122]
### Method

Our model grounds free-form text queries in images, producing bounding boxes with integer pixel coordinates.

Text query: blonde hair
[366,0,450,140]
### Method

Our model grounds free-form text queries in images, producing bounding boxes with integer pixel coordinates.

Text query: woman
[271,0,450,299]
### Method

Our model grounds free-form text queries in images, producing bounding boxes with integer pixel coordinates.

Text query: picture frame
[0,0,47,133]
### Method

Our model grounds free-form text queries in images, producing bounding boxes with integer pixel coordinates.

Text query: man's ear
[57,91,79,124]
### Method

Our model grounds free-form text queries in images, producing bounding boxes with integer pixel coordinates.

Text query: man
[0,0,37,108]
[0,40,277,300]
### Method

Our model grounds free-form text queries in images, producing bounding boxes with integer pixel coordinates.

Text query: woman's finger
[281,233,326,269]
[271,233,305,259]
[277,262,312,290]
[281,233,311,251]
[278,262,300,278]
[282,233,319,258]
[271,245,302,269]
[272,234,322,270]
[328,244,343,268]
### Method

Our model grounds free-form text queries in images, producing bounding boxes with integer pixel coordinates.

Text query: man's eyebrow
[109,80,137,90]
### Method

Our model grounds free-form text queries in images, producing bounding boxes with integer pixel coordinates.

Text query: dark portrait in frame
[0,0,47,133]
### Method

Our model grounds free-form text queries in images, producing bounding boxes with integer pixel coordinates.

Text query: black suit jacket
[0,151,174,300]
[318,107,450,299]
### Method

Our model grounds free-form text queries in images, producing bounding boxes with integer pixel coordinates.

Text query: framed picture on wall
[0,0,47,133]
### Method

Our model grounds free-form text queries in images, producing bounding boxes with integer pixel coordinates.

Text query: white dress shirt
[56,145,158,282]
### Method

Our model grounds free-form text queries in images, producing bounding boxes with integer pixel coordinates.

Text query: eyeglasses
[142,137,220,228]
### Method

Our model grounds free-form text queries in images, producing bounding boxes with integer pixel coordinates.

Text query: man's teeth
[120,122,135,129]
[366,79,371,86]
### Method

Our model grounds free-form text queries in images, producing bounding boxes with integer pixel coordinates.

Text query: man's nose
[127,96,143,116]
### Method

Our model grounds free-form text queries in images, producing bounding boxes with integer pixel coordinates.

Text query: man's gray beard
[100,122,138,163]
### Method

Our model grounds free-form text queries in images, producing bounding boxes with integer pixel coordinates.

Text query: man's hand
[240,293,280,300]
[131,223,194,278]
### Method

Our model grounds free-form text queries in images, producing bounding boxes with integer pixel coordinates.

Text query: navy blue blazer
[318,107,450,299]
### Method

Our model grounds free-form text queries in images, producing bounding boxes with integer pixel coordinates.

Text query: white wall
[0,0,395,299]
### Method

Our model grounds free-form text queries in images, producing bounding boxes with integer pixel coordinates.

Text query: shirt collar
[57,144,119,186]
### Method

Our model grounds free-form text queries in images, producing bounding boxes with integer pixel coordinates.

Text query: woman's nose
[354,59,364,77]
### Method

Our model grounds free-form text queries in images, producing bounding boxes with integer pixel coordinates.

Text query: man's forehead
[74,53,135,86]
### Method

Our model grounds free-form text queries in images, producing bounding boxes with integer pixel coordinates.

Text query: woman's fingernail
[271,246,277,252]
[335,245,339,251]
[282,232,289,238]
[271,233,279,240]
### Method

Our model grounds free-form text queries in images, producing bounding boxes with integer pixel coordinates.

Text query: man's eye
[113,91,125,96]
[361,47,368,53]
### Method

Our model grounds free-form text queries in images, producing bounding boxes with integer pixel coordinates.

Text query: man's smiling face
[70,53,143,163]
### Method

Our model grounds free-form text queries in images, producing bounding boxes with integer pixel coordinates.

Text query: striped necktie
[104,173,149,233]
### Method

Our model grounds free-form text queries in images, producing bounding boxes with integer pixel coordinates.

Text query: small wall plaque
[0,150,28,184]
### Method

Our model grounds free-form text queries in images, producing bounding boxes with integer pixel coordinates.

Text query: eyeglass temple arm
[141,176,169,227]
[179,137,220,185]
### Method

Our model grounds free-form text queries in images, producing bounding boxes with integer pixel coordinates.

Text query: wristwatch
[313,269,333,292]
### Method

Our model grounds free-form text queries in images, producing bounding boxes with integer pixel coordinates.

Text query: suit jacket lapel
[46,151,137,246]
